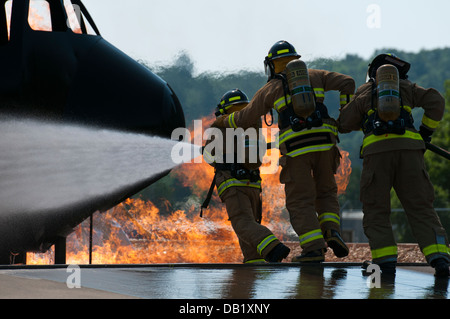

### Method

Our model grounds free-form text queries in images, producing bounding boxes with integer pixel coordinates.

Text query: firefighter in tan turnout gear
[213,41,355,262]
[203,89,290,263]
[338,53,450,276]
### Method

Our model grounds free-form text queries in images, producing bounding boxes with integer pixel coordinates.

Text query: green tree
[144,52,266,126]
[424,80,450,207]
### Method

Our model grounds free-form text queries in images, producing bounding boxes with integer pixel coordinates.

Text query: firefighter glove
[419,125,433,143]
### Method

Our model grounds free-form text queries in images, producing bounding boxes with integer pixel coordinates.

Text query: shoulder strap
[264,75,287,126]
[199,171,217,217]
[369,78,377,111]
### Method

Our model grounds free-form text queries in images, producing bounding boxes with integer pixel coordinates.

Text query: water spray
[0,118,198,262]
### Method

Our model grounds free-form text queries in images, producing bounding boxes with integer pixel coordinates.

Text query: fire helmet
[367,53,411,81]
[264,40,301,80]
[215,89,250,117]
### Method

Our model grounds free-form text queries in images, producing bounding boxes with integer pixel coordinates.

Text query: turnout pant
[360,149,450,264]
[279,146,342,253]
[217,172,281,263]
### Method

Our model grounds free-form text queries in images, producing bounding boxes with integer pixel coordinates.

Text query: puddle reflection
[192,265,449,299]
[1,265,448,299]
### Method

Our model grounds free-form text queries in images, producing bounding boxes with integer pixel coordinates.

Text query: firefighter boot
[362,260,396,275]
[431,258,450,277]
[265,243,290,262]
[325,229,349,258]
[292,248,325,263]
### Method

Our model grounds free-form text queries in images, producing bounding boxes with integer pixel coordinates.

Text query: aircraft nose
[65,38,186,136]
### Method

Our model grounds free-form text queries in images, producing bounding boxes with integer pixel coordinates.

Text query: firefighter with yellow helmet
[338,53,450,276]
[203,89,291,263]
[212,41,355,262]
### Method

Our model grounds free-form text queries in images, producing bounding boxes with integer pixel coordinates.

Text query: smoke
[0,118,197,214]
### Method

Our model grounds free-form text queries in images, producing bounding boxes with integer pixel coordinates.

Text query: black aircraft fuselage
[0,0,185,263]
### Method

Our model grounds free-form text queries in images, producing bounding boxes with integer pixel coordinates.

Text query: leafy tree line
[146,47,450,124]
[144,47,450,171]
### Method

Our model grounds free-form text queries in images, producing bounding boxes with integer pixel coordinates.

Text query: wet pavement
[0,263,448,299]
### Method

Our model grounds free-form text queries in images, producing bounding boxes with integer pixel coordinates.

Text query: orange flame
[28,117,352,265]
[5,0,82,40]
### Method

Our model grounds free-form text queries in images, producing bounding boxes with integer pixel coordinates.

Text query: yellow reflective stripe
[268,49,291,58]
[318,212,340,225]
[367,106,411,115]
[217,178,261,196]
[371,246,398,259]
[339,94,354,105]
[227,112,238,128]
[286,144,334,157]
[314,88,325,98]
[299,229,324,245]
[277,49,290,55]
[244,259,266,264]
[257,234,278,255]
[422,244,450,257]
[278,124,338,145]
[202,149,214,164]
[422,115,440,129]
[362,130,423,150]
[273,95,291,112]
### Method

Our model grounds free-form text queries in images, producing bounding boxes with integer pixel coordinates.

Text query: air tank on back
[285,59,316,118]
[376,64,400,122]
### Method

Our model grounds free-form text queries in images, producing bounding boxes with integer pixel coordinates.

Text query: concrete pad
[0,263,448,299]
[0,273,139,299]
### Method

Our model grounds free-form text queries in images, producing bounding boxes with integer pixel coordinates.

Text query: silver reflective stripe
[318,212,340,225]
[257,235,278,255]
[273,95,291,112]
[299,229,323,245]
[217,178,261,196]
[278,124,338,145]
[286,144,334,157]
[314,88,325,97]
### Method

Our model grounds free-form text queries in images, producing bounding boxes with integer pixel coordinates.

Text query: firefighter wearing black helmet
[213,41,355,262]
[203,89,291,263]
[338,53,450,276]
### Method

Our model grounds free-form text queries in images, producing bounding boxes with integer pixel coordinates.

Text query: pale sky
[82,0,450,75]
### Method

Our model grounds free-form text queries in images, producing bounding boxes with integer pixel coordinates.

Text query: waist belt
[200,164,261,217]
[214,163,261,182]
[278,102,330,131]
[362,107,414,136]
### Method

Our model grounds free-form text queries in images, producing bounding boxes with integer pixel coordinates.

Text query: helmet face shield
[264,57,274,81]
